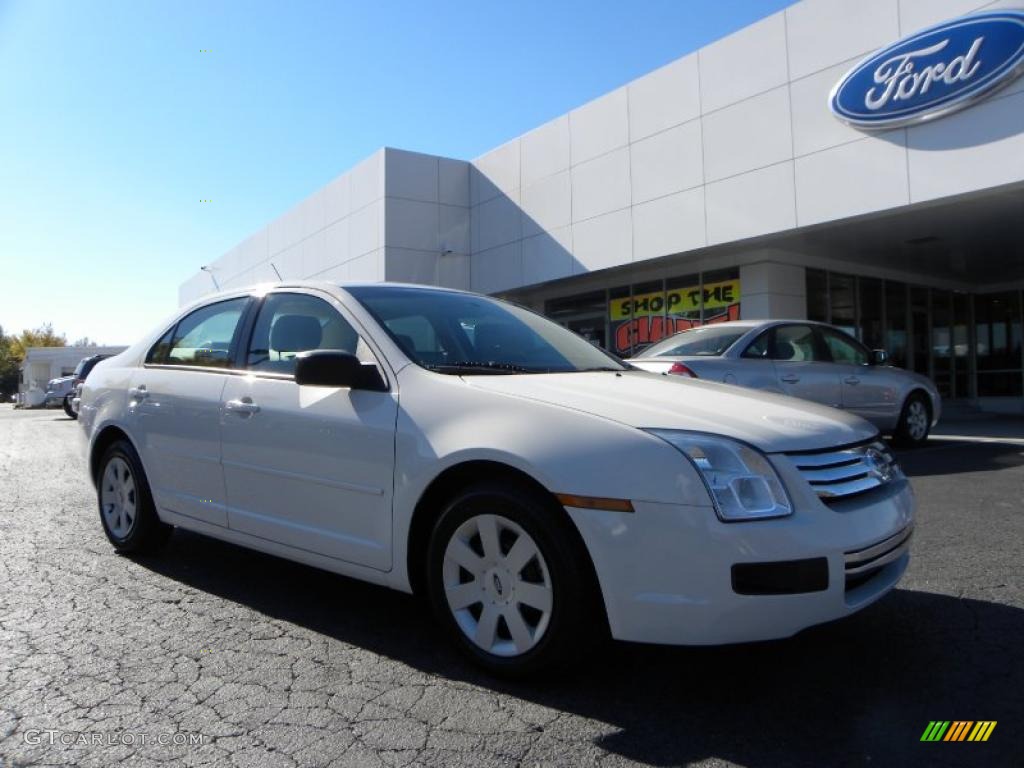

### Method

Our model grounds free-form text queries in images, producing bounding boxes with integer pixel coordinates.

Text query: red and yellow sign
[609,278,741,354]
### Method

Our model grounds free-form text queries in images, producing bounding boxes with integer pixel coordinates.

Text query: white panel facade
[181,0,1024,307]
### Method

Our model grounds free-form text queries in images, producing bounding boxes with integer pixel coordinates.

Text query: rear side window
[148,298,248,368]
[742,330,771,359]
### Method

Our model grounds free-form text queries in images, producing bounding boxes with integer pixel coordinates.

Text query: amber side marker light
[555,494,634,513]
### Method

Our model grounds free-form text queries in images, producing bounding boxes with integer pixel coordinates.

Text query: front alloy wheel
[426,481,601,676]
[442,514,554,657]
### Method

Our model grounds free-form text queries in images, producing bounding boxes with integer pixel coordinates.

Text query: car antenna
[200,265,220,290]
[270,262,282,280]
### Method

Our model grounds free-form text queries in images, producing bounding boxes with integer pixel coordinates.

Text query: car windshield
[347,285,628,375]
[636,326,747,358]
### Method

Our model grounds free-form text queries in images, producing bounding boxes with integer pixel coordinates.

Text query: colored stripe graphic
[921,721,996,742]
[921,721,950,741]
[968,722,997,742]
[945,721,972,741]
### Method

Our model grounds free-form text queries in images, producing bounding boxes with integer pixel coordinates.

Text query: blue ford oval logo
[830,11,1024,129]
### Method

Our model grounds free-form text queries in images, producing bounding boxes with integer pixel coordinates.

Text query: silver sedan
[627,320,941,446]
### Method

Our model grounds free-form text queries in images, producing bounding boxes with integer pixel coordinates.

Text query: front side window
[151,298,248,368]
[771,325,824,363]
[348,286,627,374]
[820,327,869,365]
[247,292,369,376]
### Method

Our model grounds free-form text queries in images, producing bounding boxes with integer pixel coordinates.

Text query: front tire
[425,481,600,677]
[894,392,931,447]
[97,440,171,553]
[63,395,77,419]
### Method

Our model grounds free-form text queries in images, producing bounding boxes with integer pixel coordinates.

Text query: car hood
[464,371,877,453]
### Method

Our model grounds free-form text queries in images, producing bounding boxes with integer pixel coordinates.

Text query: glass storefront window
[910,286,930,377]
[859,277,883,350]
[953,292,971,399]
[802,270,1021,402]
[806,269,828,323]
[931,290,952,398]
[975,291,1022,397]
[884,281,908,369]
[829,274,856,337]
[665,273,702,329]
[608,285,633,357]
[545,289,608,352]
[629,280,666,355]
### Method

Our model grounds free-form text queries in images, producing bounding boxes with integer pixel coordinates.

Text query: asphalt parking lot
[0,405,1021,768]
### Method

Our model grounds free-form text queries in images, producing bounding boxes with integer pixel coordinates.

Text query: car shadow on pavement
[136,529,1024,768]
[896,439,1024,478]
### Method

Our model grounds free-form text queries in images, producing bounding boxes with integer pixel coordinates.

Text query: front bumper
[566,471,915,645]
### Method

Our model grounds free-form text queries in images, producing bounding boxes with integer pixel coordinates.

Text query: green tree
[9,323,66,359]
[0,326,22,401]
[0,324,67,401]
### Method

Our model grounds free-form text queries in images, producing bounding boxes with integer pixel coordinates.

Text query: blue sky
[0,0,792,345]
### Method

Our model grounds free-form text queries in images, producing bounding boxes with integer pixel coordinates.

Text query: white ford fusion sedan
[80,282,914,675]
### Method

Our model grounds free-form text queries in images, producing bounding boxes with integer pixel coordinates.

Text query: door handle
[225,397,260,415]
[128,385,148,400]
[844,376,861,385]
[780,374,800,383]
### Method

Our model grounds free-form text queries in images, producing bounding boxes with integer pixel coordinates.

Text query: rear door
[770,324,842,408]
[220,290,398,570]
[129,296,252,528]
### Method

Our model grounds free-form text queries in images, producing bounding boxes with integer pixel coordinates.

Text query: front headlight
[646,430,792,521]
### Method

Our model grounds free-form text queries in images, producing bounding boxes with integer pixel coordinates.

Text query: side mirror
[871,349,888,366]
[294,350,386,391]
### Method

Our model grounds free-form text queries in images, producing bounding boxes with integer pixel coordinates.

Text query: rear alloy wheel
[895,393,931,447]
[426,482,599,677]
[97,440,171,553]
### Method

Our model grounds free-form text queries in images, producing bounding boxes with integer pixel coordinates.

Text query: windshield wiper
[427,361,548,375]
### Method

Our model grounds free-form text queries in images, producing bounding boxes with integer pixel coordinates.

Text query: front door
[220,290,398,571]
[819,326,899,424]
[770,324,842,409]
[129,296,251,528]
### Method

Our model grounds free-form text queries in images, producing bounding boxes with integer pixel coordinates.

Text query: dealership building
[180,0,1024,412]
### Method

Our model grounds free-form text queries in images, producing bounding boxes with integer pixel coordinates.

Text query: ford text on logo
[830,11,1024,129]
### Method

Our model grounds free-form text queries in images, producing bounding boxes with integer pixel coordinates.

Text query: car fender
[387,365,710,592]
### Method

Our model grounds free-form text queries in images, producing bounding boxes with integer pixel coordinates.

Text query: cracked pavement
[0,406,1022,767]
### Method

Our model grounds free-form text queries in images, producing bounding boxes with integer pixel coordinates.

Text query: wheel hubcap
[907,401,928,440]
[101,457,137,539]
[442,513,553,658]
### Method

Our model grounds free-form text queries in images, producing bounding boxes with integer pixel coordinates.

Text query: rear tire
[63,395,77,420]
[97,440,171,553]
[425,481,601,677]
[894,392,931,448]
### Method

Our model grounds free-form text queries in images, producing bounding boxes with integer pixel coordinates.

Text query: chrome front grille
[786,440,900,501]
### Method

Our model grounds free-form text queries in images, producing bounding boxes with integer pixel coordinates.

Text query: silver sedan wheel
[442,514,553,658]
[101,457,137,539]
[906,399,929,441]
